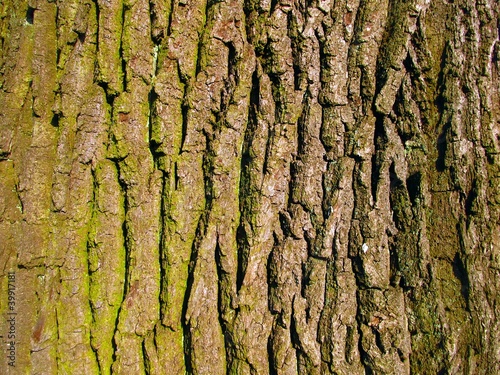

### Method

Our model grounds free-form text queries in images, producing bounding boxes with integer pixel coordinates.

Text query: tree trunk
[0,0,499,373]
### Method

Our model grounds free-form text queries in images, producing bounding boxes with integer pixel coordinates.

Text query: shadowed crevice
[26,6,35,25]
[452,253,470,308]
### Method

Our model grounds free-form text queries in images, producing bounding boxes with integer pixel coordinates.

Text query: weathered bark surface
[0,0,499,374]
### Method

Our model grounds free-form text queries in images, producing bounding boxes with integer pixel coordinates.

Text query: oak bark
[0,0,499,374]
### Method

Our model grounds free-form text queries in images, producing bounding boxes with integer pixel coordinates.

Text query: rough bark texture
[0,0,499,374]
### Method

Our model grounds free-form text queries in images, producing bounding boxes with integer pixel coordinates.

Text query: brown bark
[0,0,499,374]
